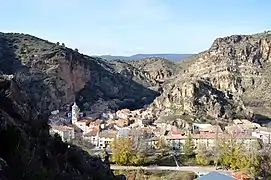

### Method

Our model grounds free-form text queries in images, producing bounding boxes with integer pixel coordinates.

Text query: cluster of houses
[48,102,271,152]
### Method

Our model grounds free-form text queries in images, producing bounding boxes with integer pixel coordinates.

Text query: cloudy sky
[0,0,270,55]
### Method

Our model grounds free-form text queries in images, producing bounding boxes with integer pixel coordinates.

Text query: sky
[0,0,270,56]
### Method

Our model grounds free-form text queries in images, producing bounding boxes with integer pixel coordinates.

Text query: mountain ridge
[0,32,159,116]
[96,53,194,61]
[1,31,271,122]
[150,31,271,122]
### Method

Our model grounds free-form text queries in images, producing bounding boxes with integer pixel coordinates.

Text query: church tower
[72,102,80,124]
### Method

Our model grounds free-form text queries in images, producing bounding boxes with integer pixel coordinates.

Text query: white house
[83,130,99,146]
[50,125,75,142]
[116,109,130,119]
[164,133,258,151]
[252,127,271,143]
[83,130,117,149]
[98,130,117,149]
[51,110,60,115]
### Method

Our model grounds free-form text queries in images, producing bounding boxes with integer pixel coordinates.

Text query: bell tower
[72,102,80,124]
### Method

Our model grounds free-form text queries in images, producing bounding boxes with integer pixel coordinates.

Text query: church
[71,102,99,134]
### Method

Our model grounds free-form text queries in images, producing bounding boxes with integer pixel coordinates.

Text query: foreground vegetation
[110,134,271,179]
[114,169,197,180]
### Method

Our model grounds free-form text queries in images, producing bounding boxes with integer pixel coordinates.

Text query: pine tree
[183,132,194,156]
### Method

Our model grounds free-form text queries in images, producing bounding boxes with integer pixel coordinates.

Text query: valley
[1,31,271,179]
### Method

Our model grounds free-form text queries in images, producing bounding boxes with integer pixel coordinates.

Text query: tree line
[110,133,271,179]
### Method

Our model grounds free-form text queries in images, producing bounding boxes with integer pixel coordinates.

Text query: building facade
[50,125,75,142]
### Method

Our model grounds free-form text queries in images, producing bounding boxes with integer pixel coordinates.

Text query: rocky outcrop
[0,74,116,180]
[128,57,180,83]
[1,31,271,123]
[0,33,159,115]
[106,60,156,87]
[152,31,271,120]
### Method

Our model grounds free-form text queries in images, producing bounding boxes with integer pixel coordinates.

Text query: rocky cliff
[152,31,271,121]
[0,75,116,180]
[1,31,271,123]
[0,33,158,115]
[108,58,179,93]
[128,57,180,83]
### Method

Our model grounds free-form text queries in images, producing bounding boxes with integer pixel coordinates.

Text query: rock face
[0,33,159,114]
[128,57,180,83]
[152,31,271,121]
[1,31,271,123]
[108,58,179,93]
[0,75,116,180]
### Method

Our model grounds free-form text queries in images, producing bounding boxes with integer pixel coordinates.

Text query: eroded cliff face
[128,57,180,83]
[152,31,271,120]
[0,33,158,114]
[0,75,116,180]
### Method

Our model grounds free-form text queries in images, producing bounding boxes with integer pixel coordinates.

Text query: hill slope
[97,54,193,61]
[0,75,115,180]
[151,31,271,121]
[0,33,159,115]
[128,57,180,83]
[1,31,271,123]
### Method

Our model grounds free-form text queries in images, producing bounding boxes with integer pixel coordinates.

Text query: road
[111,165,230,175]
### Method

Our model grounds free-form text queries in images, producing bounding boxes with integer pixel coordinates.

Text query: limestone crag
[152,31,271,120]
[0,33,158,115]
[107,60,156,87]
[128,57,180,83]
[1,31,271,122]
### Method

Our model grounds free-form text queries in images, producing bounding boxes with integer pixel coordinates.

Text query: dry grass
[114,169,197,180]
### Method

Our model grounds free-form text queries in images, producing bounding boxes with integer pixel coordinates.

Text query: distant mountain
[97,54,194,61]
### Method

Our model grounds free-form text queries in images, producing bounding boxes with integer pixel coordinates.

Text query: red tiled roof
[171,131,184,135]
[232,171,251,179]
[51,125,74,131]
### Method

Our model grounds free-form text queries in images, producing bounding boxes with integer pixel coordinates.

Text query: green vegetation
[195,144,211,166]
[110,133,271,179]
[114,169,197,180]
[111,137,152,166]
[216,137,264,177]
[183,132,194,157]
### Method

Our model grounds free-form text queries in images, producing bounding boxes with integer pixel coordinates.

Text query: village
[48,102,271,152]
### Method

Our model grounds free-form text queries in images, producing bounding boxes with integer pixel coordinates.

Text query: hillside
[0,33,159,115]
[151,31,271,122]
[97,54,193,61]
[1,31,271,123]
[128,57,180,83]
[106,59,156,88]
[0,75,115,179]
